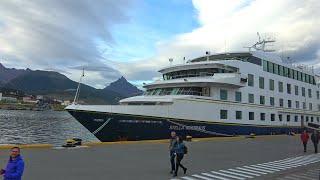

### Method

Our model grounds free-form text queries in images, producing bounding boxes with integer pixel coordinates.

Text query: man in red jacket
[301,130,309,152]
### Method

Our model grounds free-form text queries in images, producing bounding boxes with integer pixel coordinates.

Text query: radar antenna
[244,32,276,52]
[169,58,173,66]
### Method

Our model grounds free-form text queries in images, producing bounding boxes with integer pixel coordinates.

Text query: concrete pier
[0,135,319,180]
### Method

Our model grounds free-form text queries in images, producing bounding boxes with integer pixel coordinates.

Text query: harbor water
[0,109,99,145]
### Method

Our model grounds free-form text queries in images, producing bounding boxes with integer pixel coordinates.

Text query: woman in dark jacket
[172,136,187,177]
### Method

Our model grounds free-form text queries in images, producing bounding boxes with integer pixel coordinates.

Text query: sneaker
[172,173,177,177]
[170,170,174,174]
[183,168,187,174]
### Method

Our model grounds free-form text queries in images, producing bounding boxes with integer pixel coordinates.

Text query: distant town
[0,90,74,111]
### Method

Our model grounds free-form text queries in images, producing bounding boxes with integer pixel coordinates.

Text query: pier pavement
[0,135,319,180]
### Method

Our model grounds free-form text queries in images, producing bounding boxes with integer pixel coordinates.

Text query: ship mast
[73,67,84,105]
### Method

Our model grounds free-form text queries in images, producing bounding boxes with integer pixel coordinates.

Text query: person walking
[300,130,309,153]
[169,131,177,174]
[1,147,25,180]
[172,136,187,177]
[311,130,319,153]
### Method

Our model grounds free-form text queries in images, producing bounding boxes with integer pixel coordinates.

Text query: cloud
[121,0,320,84]
[0,0,133,88]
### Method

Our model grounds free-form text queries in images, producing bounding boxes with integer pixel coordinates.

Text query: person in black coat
[169,131,177,174]
[172,136,187,177]
[311,130,319,153]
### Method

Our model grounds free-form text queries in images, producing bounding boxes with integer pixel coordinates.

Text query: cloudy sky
[0,0,319,89]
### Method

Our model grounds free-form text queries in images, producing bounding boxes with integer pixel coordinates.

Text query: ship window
[260,96,265,105]
[163,68,233,80]
[247,56,262,65]
[271,114,275,121]
[249,112,254,120]
[294,70,298,80]
[302,87,305,97]
[236,111,242,120]
[274,64,279,74]
[279,98,284,107]
[317,91,319,99]
[287,84,291,94]
[268,61,274,73]
[309,103,312,110]
[308,89,312,98]
[220,89,228,100]
[287,115,290,122]
[235,92,242,102]
[278,81,283,92]
[279,66,284,76]
[306,74,310,83]
[220,110,228,119]
[260,113,265,121]
[146,87,204,96]
[312,76,316,85]
[284,67,289,77]
[279,114,283,121]
[295,101,300,109]
[288,100,292,108]
[317,117,319,122]
[269,79,274,91]
[263,60,268,71]
[171,88,179,95]
[248,74,254,87]
[298,71,302,81]
[302,73,306,82]
[294,85,299,95]
[289,69,294,79]
[259,77,264,89]
[294,116,298,122]
[154,89,161,95]
[248,93,254,103]
[270,97,275,106]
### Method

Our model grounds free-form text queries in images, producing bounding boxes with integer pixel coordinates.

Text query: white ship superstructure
[66,39,320,141]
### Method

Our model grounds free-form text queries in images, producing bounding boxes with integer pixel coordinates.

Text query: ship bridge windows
[190,53,262,66]
[144,87,205,96]
[262,60,316,85]
[163,67,237,80]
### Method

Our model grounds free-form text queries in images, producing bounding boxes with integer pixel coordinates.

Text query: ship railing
[162,73,215,80]
[144,90,203,96]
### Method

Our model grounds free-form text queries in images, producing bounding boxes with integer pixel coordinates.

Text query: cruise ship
[66,39,320,142]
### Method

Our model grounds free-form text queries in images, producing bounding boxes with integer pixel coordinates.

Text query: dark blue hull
[67,110,302,142]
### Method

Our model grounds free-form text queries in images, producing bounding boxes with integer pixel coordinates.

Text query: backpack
[183,145,188,154]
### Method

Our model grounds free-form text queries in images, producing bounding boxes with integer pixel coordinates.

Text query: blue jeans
[170,150,176,171]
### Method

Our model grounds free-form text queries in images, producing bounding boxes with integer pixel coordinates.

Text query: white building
[23,96,38,104]
[61,100,71,106]
[1,96,18,103]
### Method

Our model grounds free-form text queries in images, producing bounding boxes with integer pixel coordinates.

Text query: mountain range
[0,63,143,104]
